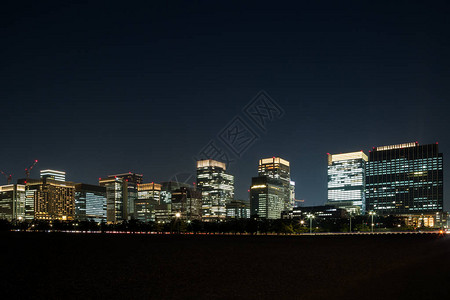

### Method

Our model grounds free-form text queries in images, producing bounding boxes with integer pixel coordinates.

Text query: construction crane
[0,170,12,184]
[25,160,38,179]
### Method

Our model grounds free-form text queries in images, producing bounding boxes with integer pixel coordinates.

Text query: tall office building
[196,159,234,221]
[99,177,125,223]
[75,184,107,222]
[135,182,161,222]
[40,169,66,182]
[258,157,294,211]
[326,151,368,215]
[99,173,143,223]
[110,173,143,219]
[0,184,26,221]
[250,176,285,219]
[171,187,202,221]
[366,142,443,225]
[19,178,76,221]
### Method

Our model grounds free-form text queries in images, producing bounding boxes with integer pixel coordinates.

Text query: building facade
[196,159,234,221]
[366,142,443,221]
[326,151,368,215]
[40,169,66,182]
[135,182,161,222]
[75,183,107,222]
[0,184,26,221]
[226,200,250,219]
[99,177,125,223]
[19,178,76,221]
[171,187,202,221]
[110,173,143,219]
[258,157,294,212]
[250,176,285,219]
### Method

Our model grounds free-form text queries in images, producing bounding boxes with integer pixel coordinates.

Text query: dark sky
[1,1,449,209]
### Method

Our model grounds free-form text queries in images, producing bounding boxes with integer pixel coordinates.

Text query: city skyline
[1,140,446,213]
[0,140,447,209]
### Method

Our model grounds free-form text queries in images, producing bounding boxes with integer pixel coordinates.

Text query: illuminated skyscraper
[326,151,368,215]
[99,173,143,223]
[250,176,284,219]
[40,169,66,182]
[196,159,234,221]
[110,173,143,219]
[99,177,125,223]
[75,184,107,222]
[366,142,443,225]
[0,184,26,221]
[258,157,294,211]
[135,182,161,222]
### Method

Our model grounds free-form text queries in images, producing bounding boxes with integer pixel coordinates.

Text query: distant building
[196,159,234,221]
[135,182,161,222]
[99,172,143,223]
[75,183,107,222]
[258,157,294,211]
[226,200,250,219]
[366,142,443,224]
[160,181,191,205]
[19,178,76,221]
[99,177,125,223]
[171,187,202,221]
[40,169,66,182]
[326,151,368,215]
[110,173,143,219]
[250,176,285,219]
[0,184,26,221]
[282,205,348,219]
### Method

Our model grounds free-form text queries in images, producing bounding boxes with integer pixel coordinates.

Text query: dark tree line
[0,215,428,233]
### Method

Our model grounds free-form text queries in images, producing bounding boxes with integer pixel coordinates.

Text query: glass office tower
[250,176,285,219]
[75,183,107,222]
[196,159,234,221]
[135,182,161,222]
[258,157,293,211]
[99,177,125,223]
[0,184,26,221]
[366,142,443,220]
[326,151,368,215]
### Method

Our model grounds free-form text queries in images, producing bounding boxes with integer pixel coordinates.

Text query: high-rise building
[99,177,125,223]
[40,169,66,182]
[19,178,76,221]
[0,184,26,221]
[250,176,285,219]
[135,182,161,222]
[99,173,143,223]
[110,173,143,219]
[326,151,368,215]
[366,142,443,223]
[196,159,234,221]
[171,187,202,221]
[75,184,107,222]
[258,157,294,211]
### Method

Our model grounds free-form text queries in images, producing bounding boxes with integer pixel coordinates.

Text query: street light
[368,211,376,233]
[307,214,315,234]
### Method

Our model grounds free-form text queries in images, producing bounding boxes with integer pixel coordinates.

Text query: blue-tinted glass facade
[366,142,443,215]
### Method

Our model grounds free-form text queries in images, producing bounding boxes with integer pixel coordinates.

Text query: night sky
[1,1,449,208]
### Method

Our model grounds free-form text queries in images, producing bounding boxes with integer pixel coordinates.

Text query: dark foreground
[2,232,449,299]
